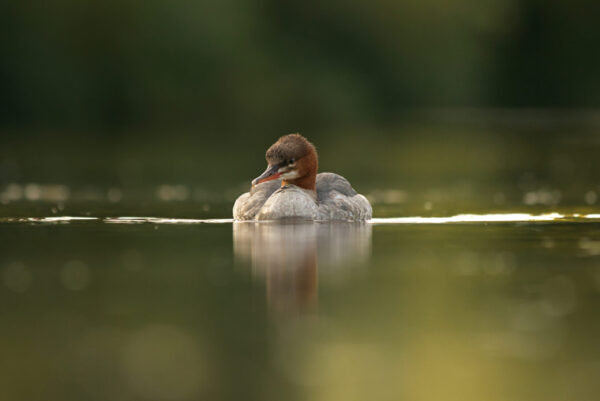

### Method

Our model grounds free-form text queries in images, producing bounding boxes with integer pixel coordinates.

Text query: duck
[233,133,372,221]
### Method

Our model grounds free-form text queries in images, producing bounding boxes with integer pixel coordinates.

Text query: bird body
[233,134,372,221]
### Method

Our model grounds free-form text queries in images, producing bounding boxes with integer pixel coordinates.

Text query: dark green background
[2,0,600,132]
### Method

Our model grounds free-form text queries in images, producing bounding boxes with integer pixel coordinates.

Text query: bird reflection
[233,222,371,314]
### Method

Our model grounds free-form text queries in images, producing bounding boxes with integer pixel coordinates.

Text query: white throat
[280,170,299,180]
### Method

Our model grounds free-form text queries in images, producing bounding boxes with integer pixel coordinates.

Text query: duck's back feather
[233,172,371,221]
[316,173,372,221]
[233,180,279,220]
[316,172,356,198]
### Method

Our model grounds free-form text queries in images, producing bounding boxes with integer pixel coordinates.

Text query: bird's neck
[282,150,318,191]
[283,174,316,192]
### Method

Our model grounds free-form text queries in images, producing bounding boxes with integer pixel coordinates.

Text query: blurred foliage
[2,0,600,135]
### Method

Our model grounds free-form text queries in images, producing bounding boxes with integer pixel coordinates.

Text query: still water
[1,213,599,401]
[1,123,600,400]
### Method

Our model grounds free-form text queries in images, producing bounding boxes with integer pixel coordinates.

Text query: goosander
[233,133,372,221]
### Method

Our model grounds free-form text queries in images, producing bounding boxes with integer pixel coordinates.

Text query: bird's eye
[288,159,295,165]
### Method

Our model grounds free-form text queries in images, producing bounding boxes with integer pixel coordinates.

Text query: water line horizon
[2,212,600,225]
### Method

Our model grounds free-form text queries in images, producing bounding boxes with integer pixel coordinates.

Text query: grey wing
[316,173,372,221]
[316,172,357,198]
[233,179,281,220]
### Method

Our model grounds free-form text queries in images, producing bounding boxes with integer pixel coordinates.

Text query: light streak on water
[104,217,234,224]
[1,213,600,225]
[370,213,567,224]
[25,216,99,222]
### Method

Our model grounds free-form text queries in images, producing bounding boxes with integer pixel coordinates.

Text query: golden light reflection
[371,213,565,224]
[2,212,600,225]
[121,325,205,400]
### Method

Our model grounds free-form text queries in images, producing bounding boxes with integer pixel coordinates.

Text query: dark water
[1,216,599,401]
[1,123,600,400]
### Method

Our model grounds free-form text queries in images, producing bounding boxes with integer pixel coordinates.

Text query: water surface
[1,213,599,401]
[2,123,600,400]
